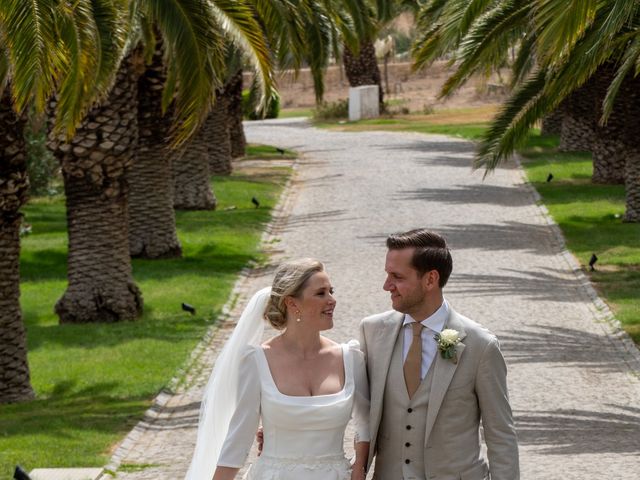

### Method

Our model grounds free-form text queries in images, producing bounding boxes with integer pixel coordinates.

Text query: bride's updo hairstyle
[264,258,324,329]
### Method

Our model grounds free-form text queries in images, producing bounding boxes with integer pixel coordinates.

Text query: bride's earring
[296,310,301,322]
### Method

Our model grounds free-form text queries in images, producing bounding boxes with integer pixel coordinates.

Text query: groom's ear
[422,269,440,291]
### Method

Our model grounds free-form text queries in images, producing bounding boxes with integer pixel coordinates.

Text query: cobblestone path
[108,118,640,480]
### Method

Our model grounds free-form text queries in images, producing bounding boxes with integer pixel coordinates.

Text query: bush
[25,121,59,196]
[242,89,280,120]
[313,100,349,120]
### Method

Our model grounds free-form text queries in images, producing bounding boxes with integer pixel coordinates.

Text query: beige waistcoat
[375,328,435,480]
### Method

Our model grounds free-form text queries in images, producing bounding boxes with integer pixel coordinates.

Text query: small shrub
[313,100,349,120]
[422,104,435,115]
[243,88,280,120]
[25,121,59,196]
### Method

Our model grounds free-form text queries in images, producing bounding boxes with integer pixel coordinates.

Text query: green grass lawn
[319,110,640,343]
[519,136,640,343]
[276,107,314,118]
[1,154,291,475]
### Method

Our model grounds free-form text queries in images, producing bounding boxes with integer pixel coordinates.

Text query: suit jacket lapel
[424,310,467,445]
[369,311,404,450]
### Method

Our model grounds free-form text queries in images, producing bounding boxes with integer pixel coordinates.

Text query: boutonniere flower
[434,329,461,363]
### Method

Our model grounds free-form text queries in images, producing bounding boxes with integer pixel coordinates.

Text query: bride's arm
[212,466,240,480]
[215,347,262,477]
[349,340,371,479]
[352,442,369,480]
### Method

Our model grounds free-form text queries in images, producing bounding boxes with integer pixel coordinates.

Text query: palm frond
[602,34,640,121]
[209,0,274,110]
[0,29,9,94]
[510,31,536,87]
[596,0,640,45]
[302,0,333,103]
[412,0,496,70]
[475,67,550,172]
[533,0,597,62]
[2,0,60,113]
[90,0,128,97]
[147,0,226,145]
[54,0,102,137]
[440,0,529,97]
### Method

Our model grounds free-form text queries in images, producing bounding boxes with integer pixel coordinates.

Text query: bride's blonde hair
[264,258,324,329]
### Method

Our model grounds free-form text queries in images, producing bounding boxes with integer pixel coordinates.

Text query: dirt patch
[254,60,509,112]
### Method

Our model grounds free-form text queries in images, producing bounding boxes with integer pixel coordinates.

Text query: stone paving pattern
[107,118,640,480]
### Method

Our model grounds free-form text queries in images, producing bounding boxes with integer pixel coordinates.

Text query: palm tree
[227,68,246,158]
[472,0,640,220]
[48,0,274,322]
[0,0,126,400]
[128,38,182,259]
[173,111,218,210]
[0,0,122,400]
[0,88,34,403]
[49,55,145,322]
[412,0,640,218]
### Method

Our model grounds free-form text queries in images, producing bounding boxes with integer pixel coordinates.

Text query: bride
[185,259,370,480]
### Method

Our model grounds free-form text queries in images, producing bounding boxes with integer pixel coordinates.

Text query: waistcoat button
[405,459,411,464]
[405,442,411,447]
[406,425,412,430]
[407,408,413,413]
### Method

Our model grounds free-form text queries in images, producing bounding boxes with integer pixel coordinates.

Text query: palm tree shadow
[499,325,627,372]
[394,184,534,207]
[514,405,640,454]
[447,268,585,303]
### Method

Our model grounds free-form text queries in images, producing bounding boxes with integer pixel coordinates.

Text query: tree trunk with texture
[540,106,563,136]
[559,81,595,152]
[128,42,182,258]
[209,94,232,176]
[343,40,385,109]
[621,74,640,222]
[0,89,34,403]
[49,59,143,323]
[591,63,625,185]
[173,115,217,210]
[227,69,246,158]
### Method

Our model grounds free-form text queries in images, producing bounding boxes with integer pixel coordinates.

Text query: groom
[359,229,519,479]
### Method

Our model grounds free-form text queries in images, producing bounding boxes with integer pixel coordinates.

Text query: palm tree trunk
[591,63,625,185]
[128,41,182,259]
[227,69,246,158]
[559,83,595,152]
[621,74,640,222]
[540,106,563,136]
[0,89,34,403]
[173,116,217,210]
[49,58,143,323]
[343,40,385,109]
[623,150,640,222]
[209,93,232,176]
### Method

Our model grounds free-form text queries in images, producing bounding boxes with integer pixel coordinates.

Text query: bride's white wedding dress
[216,340,370,480]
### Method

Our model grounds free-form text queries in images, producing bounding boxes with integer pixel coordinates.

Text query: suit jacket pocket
[459,462,489,480]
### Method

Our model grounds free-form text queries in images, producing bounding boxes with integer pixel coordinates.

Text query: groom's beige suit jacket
[359,308,519,480]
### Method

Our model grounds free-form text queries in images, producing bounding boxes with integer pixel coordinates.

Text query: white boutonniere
[434,329,461,364]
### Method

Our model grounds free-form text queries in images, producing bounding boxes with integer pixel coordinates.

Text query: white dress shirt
[402,299,450,379]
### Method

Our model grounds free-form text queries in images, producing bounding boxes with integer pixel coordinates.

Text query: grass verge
[318,109,639,343]
[1,150,292,475]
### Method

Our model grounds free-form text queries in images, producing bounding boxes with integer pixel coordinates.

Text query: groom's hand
[256,427,264,456]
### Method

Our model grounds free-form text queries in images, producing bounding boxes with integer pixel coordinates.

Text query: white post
[348,85,379,121]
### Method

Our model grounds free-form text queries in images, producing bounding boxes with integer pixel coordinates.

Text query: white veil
[184,286,271,480]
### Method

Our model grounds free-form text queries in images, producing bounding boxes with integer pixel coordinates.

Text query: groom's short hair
[386,229,453,287]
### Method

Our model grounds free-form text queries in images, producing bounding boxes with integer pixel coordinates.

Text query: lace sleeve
[348,339,370,443]
[217,346,261,468]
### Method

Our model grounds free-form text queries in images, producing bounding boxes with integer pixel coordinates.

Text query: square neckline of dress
[257,343,350,399]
